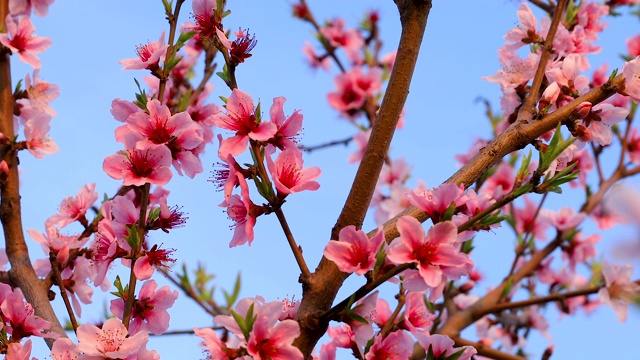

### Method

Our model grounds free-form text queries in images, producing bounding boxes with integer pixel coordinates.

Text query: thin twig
[486,285,603,314]
[298,136,354,153]
[274,208,311,278]
[516,0,568,126]
[453,337,525,360]
[49,252,78,334]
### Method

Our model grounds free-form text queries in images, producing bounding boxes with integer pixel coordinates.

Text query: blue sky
[6,1,640,358]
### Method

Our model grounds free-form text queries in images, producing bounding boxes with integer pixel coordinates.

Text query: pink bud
[572,102,592,119]
[0,160,8,181]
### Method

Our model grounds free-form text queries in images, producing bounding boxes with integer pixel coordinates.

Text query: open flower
[266,147,320,196]
[387,217,473,291]
[212,88,277,157]
[324,225,384,275]
[598,262,640,322]
[76,318,148,358]
[0,15,51,68]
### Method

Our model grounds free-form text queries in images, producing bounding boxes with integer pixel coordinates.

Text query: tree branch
[294,1,433,357]
[0,0,66,346]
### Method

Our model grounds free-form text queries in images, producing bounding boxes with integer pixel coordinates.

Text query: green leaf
[124,224,141,250]
[223,273,242,307]
[161,0,172,15]
[13,79,23,94]
[444,348,466,360]
[501,278,513,298]
[460,238,474,254]
[442,201,457,222]
[110,276,125,298]
[255,101,262,123]
[176,31,197,49]
[346,312,369,325]
[516,149,532,181]
[164,54,183,73]
[608,68,619,83]
[133,78,149,111]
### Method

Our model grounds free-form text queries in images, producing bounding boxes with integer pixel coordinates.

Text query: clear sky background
[6,1,640,359]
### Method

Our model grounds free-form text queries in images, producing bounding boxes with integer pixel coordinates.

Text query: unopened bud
[0,160,8,181]
[571,102,592,119]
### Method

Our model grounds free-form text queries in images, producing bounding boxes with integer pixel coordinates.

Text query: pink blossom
[348,129,370,163]
[6,339,33,360]
[320,18,364,63]
[0,15,51,68]
[211,143,242,202]
[246,301,303,360]
[302,41,331,70]
[405,182,467,221]
[576,2,609,39]
[212,88,277,156]
[387,217,473,290]
[127,100,203,148]
[45,183,98,228]
[345,291,378,350]
[327,67,381,118]
[111,98,142,122]
[192,0,224,44]
[379,158,411,187]
[50,338,80,360]
[323,225,384,275]
[21,106,58,158]
[591,63,609,88]
[598,262,640,322]
[582,102,629,145]
[194,327,230,359]
[568,149,593,188]
[2,287,57,340]
[503,3,540,48]
[510,196,549,240]
[214,296,265,340]
[120,32,167,70]
[545,54,590,96]
[364,330,413,360]
[133,245,175,280]
[541,207,586,231]
[326,323,356,349]
[125,99,205,177]
[111,280,178,335]
[622,56,640,103]
[373,182,412,224]
[60,257,94,317]
[77,318,148,358]
[627,127,640,164]
[9,0,54,17]
[21,69,59,116]
[563,232,600,271]
[628,35,640,58]
[415,333,477,360]
[266,147,321,195]
[481,162,514,199]
[27,226,87,265]
[103,137,173,186]
[220,173,257,247]
[483,48,537,90]
[401,291,435,335]
[268,96,303,150]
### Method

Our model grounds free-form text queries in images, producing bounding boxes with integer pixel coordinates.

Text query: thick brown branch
[294,1,433,357]
[368,76,624,242]
[0,0,66,346]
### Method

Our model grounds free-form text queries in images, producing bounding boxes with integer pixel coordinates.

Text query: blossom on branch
[387,217,473,293]
[0,15,51,68]
[323,225,384,275]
